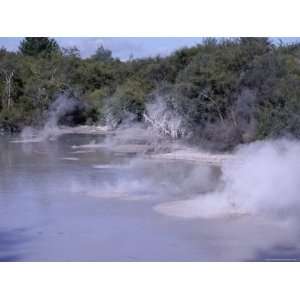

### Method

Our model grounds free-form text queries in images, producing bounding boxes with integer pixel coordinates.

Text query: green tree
[91,45,113,62]
[19,37,60,57]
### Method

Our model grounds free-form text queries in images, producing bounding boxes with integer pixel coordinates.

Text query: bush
[105,79,150,126]
[2,37,300,150]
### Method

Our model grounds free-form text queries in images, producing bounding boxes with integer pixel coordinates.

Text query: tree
[91,45,112,62]
[106,78,150,126]
[0,52,18,110]
[19,37,60,57]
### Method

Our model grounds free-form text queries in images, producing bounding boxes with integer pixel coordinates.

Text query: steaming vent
[48,95,88,127]
[143,96,187,139]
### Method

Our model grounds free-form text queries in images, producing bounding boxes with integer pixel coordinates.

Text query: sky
[0,37,299,60]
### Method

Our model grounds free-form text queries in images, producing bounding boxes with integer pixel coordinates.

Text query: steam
[15,95,88,143]
[104,89,188,140]
[35,95,82,140]
[69,158,219,202]
[46,95,81,129]
[234,88,258,143]
[155,138,300,219]
[143,96,187,139]
[95,94,190,155]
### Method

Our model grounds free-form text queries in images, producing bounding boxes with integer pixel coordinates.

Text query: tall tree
[0,52,17,110]
[19,37,60,57]
[91,45,112,62]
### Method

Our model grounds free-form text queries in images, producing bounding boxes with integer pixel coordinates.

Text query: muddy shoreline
[12,124,233,166]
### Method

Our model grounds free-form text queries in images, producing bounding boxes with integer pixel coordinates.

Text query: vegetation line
[1,37,300,150]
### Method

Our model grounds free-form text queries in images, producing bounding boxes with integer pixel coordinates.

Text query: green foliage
[19,37,60,57]
[106,78,150,125]
[91,46,113,62]
[84,88,111,123]
[1,37,300,149]
[255,58,300,138]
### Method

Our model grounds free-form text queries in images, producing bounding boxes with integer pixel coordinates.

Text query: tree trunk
[5,71,14,109]
[200,92,225,125]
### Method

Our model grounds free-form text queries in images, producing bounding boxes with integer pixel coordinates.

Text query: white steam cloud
[143,96,187,139]
[16,95,82,143]
[155,138,300,219]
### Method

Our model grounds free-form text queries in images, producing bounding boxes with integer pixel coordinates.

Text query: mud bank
[147,149,233,165]
[11,125,111,143]
[69,125,233,165]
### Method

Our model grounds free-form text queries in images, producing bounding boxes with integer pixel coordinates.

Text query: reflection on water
[0,133,300,261]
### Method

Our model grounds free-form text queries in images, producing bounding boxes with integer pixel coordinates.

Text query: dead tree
[1,69,14,109]
[143,112,172,136]
[200,92,225,126]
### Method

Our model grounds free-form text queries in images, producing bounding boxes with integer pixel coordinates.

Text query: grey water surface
[0,133,299,261]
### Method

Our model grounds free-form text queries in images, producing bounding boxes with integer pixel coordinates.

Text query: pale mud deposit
[71,150,96,154]
[92,164,129,170]
[60,157,80,161]
[63,125,110,135]
[154,196,249,220]
[112,144,153,154]
[85,190,153,201]
[72,143,153,154]
[71,142,106,149]
[148,148,232,165]
[73,131,232,165]
[11,125,110,144]
[108,126,233,164]
[65,123,233,165]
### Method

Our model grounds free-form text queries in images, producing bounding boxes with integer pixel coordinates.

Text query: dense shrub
[1,37,300,149]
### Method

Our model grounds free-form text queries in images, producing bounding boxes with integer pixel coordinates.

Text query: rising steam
[155,138,300,219]
[17,95,85,142]
[143,94,188,139]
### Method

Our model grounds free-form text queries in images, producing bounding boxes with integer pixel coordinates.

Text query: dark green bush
[1,37,300,149]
